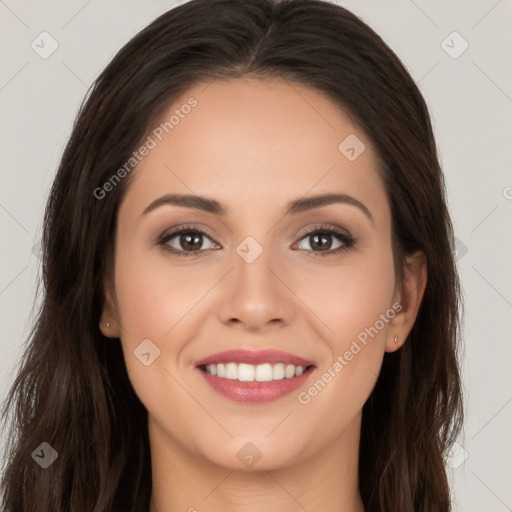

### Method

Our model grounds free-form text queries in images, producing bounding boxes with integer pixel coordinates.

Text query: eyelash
[157,223,357,259]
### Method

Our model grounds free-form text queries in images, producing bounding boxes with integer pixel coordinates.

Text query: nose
[217,245,295,332]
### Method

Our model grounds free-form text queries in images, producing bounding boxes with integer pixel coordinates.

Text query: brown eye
[294,225,355,256]
[307,233,335,251]
[178,232,203,251]
[159,226,217,257]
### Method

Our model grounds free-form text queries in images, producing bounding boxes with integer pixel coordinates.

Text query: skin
[100,77,427,512]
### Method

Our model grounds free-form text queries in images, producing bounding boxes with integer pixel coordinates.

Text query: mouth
[194,349,316,403]
[198,362,315,382]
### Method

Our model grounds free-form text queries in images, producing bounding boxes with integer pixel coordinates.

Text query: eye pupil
[311,233,332,251]
[181,233,202,251]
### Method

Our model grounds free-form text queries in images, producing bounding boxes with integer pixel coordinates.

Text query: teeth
[272,363,285,380]
[238,363,255,381]
[203,362,309,381]
[284,364,296,378]
[225,362,238,380]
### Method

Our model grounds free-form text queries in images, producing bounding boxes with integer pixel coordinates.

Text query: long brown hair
[1,0,463,510]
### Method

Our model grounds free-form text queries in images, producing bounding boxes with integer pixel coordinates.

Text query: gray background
[1,0,511,510]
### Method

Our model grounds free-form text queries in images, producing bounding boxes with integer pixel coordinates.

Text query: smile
[201,362,311,381]
[195,351,317,403]
[195,348,316,403]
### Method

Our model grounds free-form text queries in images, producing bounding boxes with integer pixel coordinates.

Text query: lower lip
[197,367,315,403]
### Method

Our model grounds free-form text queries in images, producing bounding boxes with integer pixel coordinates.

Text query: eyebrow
[141,192,373,223]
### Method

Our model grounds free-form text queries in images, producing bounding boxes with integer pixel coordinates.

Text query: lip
[197,366,316,403]
[194,348,315,368]
[194,349,316,404]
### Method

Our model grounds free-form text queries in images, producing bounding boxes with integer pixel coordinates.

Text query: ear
[385,250,427,353]
[98,281,121,338]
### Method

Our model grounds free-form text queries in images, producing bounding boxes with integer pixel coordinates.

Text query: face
[102,77,414,472]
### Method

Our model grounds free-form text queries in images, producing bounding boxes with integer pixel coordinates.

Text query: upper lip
[195,349,315,368]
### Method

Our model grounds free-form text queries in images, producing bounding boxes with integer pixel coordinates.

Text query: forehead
[118,77,388,225]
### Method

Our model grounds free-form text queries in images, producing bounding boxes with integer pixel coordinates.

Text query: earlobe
[385,250,427,353]
[387,332,405,352]
[99,285,121,338]
[99,313,121,338]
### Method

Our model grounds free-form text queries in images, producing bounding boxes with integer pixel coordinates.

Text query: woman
[0,0,464,510]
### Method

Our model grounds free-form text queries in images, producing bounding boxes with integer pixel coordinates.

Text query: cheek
[113,245,207,337]
[303,243,396,343]
[112,248,192,425]
[294,241,396,419]
[112,244,213,403]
